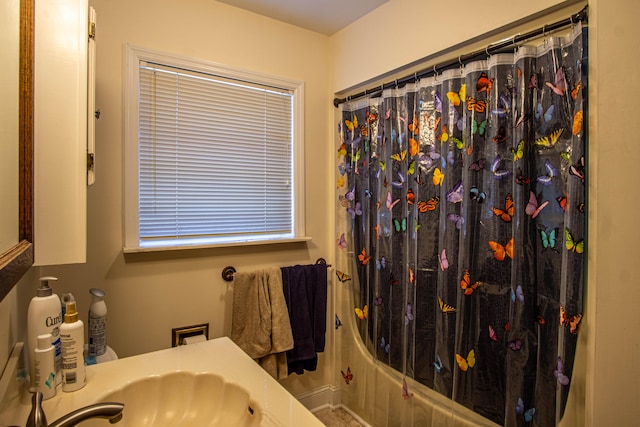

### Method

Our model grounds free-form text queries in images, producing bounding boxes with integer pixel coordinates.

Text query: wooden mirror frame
[0,0,34,301]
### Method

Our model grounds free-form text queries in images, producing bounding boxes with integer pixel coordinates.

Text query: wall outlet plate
[171,323,209,347]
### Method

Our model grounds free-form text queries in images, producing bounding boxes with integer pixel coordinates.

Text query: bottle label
[34,360,55,389]
[65,371,77,384]
[88,313,107,356]
[49,324,62,384]
[60,327,86,390]
[52,335,62,377]
[46,314,62,328]
[61,330,80,385]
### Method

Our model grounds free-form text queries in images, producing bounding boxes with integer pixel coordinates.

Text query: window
[124,45,306,251]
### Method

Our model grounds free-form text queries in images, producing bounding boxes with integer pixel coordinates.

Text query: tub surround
[0,337,324,426]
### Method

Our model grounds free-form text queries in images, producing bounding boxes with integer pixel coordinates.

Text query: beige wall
[19,0,334,396]
[330,0,640,425]
[330,0,574,93]
[3,0,640,424]
[585,1,640,425]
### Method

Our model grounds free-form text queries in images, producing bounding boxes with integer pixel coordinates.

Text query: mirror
[1,0,19,254]
[0,0,34,301]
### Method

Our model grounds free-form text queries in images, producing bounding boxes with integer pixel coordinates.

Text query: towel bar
[221,266,237,282]
[222,258,330,282]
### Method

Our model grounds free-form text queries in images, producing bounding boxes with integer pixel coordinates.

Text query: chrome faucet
[27,392,124,427]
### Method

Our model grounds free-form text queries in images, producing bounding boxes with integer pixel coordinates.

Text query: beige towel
[230,268,293,379]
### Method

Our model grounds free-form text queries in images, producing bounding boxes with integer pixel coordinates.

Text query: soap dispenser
[27,276,63,388]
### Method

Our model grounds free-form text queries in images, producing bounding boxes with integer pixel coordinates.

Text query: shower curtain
[335,23,586,427]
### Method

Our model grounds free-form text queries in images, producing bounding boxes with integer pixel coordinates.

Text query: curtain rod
[333,5,588,108]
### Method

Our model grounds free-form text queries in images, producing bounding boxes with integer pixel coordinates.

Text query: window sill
[123,236,312,254]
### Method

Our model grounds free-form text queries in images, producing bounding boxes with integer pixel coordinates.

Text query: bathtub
[334,273,587,427]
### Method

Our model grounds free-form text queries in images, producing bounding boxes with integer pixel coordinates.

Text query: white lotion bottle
[88,288,107,357]
[27,276,63,387]
[60,301,86,392]
[34,334,56,400]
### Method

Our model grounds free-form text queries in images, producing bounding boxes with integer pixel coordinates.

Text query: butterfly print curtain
[335,23,586,427]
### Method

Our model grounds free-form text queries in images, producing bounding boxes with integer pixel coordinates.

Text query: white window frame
[123,44,308,252]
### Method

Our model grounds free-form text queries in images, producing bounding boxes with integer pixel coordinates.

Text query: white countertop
[0,337,324,426]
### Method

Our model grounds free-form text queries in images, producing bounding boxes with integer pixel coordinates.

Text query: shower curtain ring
[458,55,463,70]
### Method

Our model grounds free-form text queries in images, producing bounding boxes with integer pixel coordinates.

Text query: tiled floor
[314,406,365,426]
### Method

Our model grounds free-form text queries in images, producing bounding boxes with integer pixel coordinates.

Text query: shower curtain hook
[458,55,464,71]
[485,46,491,59]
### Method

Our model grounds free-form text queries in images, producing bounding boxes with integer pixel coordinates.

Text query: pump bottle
[27,277,63,387]
[60,301,86,392]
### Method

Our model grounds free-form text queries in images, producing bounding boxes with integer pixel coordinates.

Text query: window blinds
[137,62,294,246]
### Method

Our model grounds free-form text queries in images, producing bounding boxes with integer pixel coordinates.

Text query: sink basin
[81,371,262,427]
[0,338,324,427]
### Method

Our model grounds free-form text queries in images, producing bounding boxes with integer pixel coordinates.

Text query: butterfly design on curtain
[336,270,351,283]
[525,191,549,218]
[438,296,456,313]
[380,337,390,354]
[516,398,536,422]
[402,378,414,400]
[559,304,582,334]
[456,349,476,371]
[492,193,514,222]
[554,357,570,385]
[565,228,585,254]
[341,367,353,384]
[460,269,482,295]
[355,305,368,320]
[541,228,558,250]
[488,238,514,261]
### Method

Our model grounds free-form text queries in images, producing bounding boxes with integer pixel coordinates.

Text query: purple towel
[281,264,327,375]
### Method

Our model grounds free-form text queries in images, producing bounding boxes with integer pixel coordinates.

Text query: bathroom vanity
[0,337,324,426]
